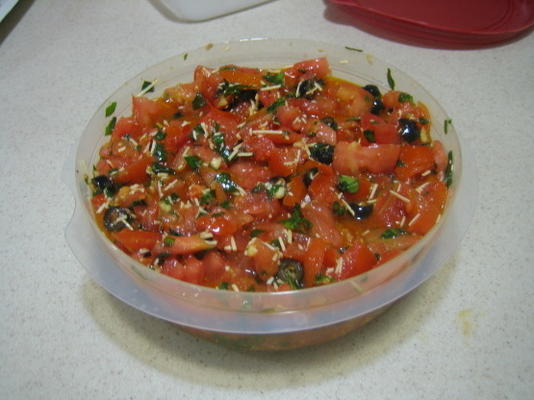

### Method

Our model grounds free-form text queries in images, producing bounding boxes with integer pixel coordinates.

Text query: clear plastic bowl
[66,38,476,350]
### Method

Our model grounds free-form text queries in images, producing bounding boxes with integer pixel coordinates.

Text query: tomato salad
[89,58,451,292]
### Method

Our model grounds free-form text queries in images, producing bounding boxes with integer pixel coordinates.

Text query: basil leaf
[192,92,206,109]
[387,68,395,90]
[281,205,312,233]
[104,116,116,136]
[105,102,117,117]
[381,228,407,239]
[184,155,202,172]
[337,175,359,194]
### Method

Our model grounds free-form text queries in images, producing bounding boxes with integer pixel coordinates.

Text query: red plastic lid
[328,0,534,47]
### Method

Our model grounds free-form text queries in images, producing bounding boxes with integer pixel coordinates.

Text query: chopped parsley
[387,68,395,90]
[199,190,215,205]
[153,142,167,162]
[104,116,116,136]
[315,274,335,284]
[105,102,117,117]
[192,92,206,109]
[445,151,454,187]
[250,229,265,238]
[163,236,175,247]
[215,172,238,193]
[332,201,346,216]
[398,92,414,103]
[345,46,363,52]
[184,155,202,172]
[217,282,229,290]
[151,163,175,175]
[337,175,359,194]
[263,72,284,86]
[141,80,155,93]
[381,228,407,239]
[281,205,312,233]
[444,118,453,134]
[155,130,166,140]
[363,129,376,142]
[266,97,287,113]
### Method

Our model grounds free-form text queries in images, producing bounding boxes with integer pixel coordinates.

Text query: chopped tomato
[252,239,279,280]
[219,66,264,88]
[337,242,377,279]
[303,237,328,287]
[268,146,301,177]
[361,113,400,145]
[132,97,175,130]
[229,160,272,190]
[111,230,161,253]
[113,156,152,185]
[153,234,216,255]
[334,142,400,175]
[395,145,435,181]
[407,178,447,235]
[111,116,143,141]
[283,176,306,207]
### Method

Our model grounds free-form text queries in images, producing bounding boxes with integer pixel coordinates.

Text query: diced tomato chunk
[111,230,161,253]
[337,242,377,279]
[395,145,435,181]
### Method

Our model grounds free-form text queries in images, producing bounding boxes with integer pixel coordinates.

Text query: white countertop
[1,1,533,398]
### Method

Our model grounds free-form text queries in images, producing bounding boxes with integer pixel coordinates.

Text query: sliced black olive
[227,89,257,109]
[309,143,334,164]
[370,98,384,115]
[303,167,319,186]
[91,175,116,196]
[103,207,135,232]
[398,118,420,143]
[349,202,374,220]
[296,78,322,99]
[363,84,381,98]
[276,258,304,289]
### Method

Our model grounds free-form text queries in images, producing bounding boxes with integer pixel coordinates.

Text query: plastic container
[66,38,477,350]
[155,0,273,21]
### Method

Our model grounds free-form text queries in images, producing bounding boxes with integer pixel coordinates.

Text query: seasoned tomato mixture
[89,58,451,291]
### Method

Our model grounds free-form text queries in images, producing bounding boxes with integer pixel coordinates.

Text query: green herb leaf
[281,205,312,233]
[444,118,453,134]
[212,132,232,161]
[153,142,167,162]
[266,97,287,113]
[419,117,429,125]
[387,68,395,90]
[263,72,284,86]
[105,102,117,117]
[315,274,335,284]
[218,81,252,96]
[155,130,166,140]
[338,175,359,193]
[199,190,215,205]
[215,172,238,193]
[398,92,413,103]
[250,229,265,238]
[345,46,363,52]
[192,92,206,109]
[104,116,116,136]
[184,155,202,172]
[220,200,231,209]
[163,236,176,247]
[151,163,175,175]
[183,53,188,61]
[141,80,155,93]
[363,129,376,142]
[217,282,229,290]
[445,151,454,187]
[381,228,407,239]
[332,201,346,216]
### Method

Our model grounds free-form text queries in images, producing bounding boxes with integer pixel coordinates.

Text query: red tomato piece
[302,200,343,248]
[111,116,143,141]
[407,178,447,235]
[337,242,377,279]
[303,237,328,287]
[268,146,301,177]
[111,230,161,253]
[153,234,216,256]
[132,97,175,130]
[333,142,400,175]
[252,239,279,281]
[229,160,272,190]
[395,145,435,181]
[113,156,152,185]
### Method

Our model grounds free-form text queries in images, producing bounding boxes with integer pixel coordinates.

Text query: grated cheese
[389,190,410,203]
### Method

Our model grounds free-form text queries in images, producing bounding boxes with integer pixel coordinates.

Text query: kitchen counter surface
[1,1,532,398]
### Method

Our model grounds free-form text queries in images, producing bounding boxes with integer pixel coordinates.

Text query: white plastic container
[156,0,273,21]
[66,38,477,350]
